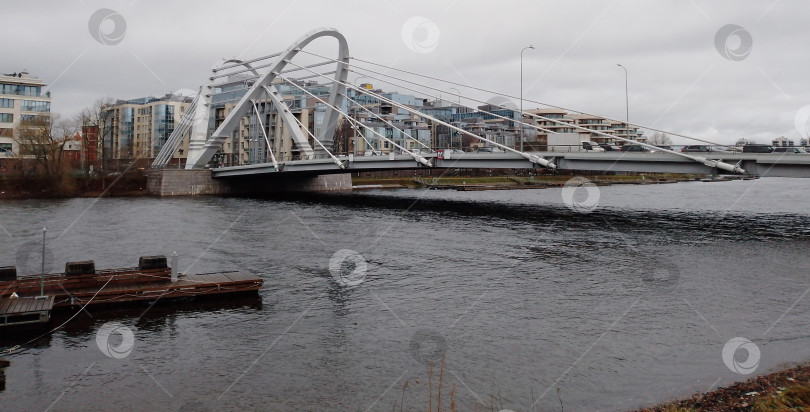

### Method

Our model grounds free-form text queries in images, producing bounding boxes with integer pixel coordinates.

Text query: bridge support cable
[299,49,730,149]
[281,59,556,169]
[351,66,743,172]
[297,50,742,173]
[212,52,282,72]
[343,67,558,138]
[211,60,334,81]
[339,103,431,165]
[275,74,432,167]
[517,111,746,174]
[337,65,743,172]
[345,120,380,155]
[341,92,433,153]
[297,49,558,141]
[290,70,337,82]
[250,100,279,170]
[259,85,316,159]
[276,70,432,166]
[260,83,345,169]
[151,88,201,168]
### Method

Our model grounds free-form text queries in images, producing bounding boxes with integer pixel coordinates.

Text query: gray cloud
[2,0,808,144]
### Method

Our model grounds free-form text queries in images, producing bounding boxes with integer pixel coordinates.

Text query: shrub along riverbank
[0,170,147,199]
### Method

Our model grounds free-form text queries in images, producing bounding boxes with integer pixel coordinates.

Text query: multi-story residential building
[735,138,754,147]
[0,71,51,157]
[103,94,192,164]
[523,108,574,149]
[772,137,793,147]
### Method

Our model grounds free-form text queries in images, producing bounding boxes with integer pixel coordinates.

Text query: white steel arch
[185,27,350,169]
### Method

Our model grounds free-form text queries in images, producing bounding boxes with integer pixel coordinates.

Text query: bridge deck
[210,151,810,179]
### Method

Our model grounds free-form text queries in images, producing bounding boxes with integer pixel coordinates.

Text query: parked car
[476,147,493,153]
[681,145,714,152]
[742,144,775,153]
[581,141,606,152]
[774,147,808,154]
[599,143,621,151]
[655,145,674,151]
[620,144,650,152]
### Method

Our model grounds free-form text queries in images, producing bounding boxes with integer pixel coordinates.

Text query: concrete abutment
[147,169,352,196]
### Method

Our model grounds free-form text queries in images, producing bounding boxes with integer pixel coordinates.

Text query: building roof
[0,72,47,86]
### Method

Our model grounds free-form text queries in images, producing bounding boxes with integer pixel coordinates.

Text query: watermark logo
[409,329,446,366]
[561,177,600,213]
[639,258,681,295]
[722,337,760,374]
[714,24,753,61]
[329,249,367,287]
[401,17,440,54]
[96,322,135,359]
[88,9,127,46]
[794,105,810,139]
[15,240,54,275]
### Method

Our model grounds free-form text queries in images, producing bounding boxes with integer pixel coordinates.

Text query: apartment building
[103,94,192,163]
[0,71,51,157]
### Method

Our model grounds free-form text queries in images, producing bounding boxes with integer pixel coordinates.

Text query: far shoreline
[0,172,714,200]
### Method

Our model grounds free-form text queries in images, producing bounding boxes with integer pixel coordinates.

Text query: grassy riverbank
[353,173,705,189]
[639,362,810,411]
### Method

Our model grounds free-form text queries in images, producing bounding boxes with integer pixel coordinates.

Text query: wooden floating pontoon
[0,296,54,327]
[0,256,262,328]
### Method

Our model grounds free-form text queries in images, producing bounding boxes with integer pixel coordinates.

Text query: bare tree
[75,97,114,174]
[15,114,78,183]
[647,131,672,146]
[332,118,353,155]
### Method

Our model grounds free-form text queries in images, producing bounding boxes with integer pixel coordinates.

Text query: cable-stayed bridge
[149,28,810,193]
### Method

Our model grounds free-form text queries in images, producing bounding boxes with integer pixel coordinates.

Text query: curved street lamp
[448,87,461,104]
[520,45,535,152]
[617,64,629,138]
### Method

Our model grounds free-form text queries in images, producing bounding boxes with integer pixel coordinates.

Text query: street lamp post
[520,45,535,152]
[448,87,461,104]
[448,87,461,150]
[617,64,629,139]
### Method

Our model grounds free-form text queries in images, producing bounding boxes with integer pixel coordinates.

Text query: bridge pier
[147,169,352,196]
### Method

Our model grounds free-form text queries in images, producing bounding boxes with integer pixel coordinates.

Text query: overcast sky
[3,0,808,144]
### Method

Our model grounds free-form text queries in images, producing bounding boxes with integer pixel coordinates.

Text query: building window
[0,98,13,108]
[0,84,41,97]
[21,114,47,123]
[0,142,12,152]
[0,113,12,123]
[21,100,50,112]
[0,128,12,137]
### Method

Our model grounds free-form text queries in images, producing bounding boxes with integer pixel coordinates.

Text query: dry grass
[752,382,810,411]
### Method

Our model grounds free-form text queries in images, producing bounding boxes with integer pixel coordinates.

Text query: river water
[1,177,809,411]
